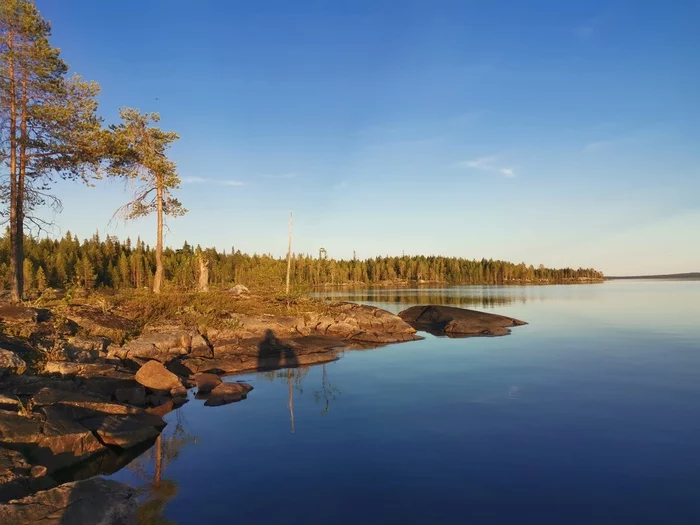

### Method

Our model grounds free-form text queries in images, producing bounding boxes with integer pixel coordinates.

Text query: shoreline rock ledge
[398,305,527,337]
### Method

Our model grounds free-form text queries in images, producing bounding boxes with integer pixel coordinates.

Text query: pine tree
[108,109,185,294]
[22,258,32,290]
[0,0,104,302]
[78,254,96,290]
[35,264,46,291]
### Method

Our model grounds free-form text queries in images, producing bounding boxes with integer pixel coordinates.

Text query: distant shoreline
[605,272,700,280]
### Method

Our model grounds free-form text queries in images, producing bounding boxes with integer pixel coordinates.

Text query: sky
[34,0,699,275]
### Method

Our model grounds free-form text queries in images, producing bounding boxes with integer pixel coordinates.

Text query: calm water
[110,281,700,524]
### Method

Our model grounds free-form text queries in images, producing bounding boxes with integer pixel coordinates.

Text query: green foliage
[107,108,185,220]
[0,230,604,295]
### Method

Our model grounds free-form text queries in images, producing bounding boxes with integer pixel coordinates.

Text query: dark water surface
[109,281,700,524]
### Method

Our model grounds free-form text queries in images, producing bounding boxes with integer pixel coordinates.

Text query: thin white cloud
[262,172,298,180]
[181,176,244,187]
[456,156,517,178]
[182,176,206,184]
[575,16,606,41]
[333,181,349,190]
[584,140,614,152]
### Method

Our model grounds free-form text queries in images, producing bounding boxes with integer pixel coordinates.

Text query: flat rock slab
[399,305,527,337]
[194,372,221,394]
[33,407,105,474]
[31,387,142,415]
[0,477,137,525]
[80,414,160,449]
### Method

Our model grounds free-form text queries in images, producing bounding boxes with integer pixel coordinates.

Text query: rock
[0,410,42,446]
[0,477,137,525]
[120,330,193,363]
[65,306,136,344]
[32,407,105,474]
[135,360,182,391]
[170,385,188,398]
[191,333,213,358]
[229,284,250,296]
[40,361,119,379]
[0,447,54,503]
[398,305,527,337]
[145,391,171,408]
[0,349,26,377]
[194,372,221,394]
[0,394,19,411]
[204,382,253,407]
[115,386,146,406]
[0,305,38,324]
[56,336,109,363]
[80,414,160,449]
[31,387,141,415]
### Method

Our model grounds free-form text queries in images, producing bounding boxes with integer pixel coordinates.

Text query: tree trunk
[198,253,209,292]
[285,211,293,295]
[153,180,164,293]
[8,47,21,303]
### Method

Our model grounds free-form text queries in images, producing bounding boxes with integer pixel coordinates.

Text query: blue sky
[37,0,699,275]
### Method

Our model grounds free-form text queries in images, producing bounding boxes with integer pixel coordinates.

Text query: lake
[109,280,700,524]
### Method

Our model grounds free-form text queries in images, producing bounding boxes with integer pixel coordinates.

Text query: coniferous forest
[0,230,604,294]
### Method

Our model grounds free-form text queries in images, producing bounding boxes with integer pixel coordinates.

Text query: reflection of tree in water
[128,410,197,524]
[313,364,340,416]
[317,288,522,309]
[257,363,341,431]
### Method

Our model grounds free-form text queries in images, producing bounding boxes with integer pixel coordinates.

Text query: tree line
[0,230,604,293]
[1,0,183,302]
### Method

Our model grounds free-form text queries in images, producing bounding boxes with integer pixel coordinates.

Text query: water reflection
[313,286,522,309]
[126,411,197,524]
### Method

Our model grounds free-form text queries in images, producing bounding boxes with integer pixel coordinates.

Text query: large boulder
[398,305,527,336]
[0,349,26,377]
[135,360,182,391]
[0,477,137,525]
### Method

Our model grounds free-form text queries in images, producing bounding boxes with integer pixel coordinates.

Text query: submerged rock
[203,382,253,407]
[0,477,137,525]
[398,305,527,337]
[194,372,221,394]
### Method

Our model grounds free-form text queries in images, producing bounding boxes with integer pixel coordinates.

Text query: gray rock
[0,477,137,525]
[229,284,250,296]
[0,349,26,377]
[398,305,527,337]
[40,361,118,379]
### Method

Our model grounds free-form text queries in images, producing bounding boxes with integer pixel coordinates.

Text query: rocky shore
[0,297,524,523]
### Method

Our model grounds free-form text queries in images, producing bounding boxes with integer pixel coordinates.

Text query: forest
[0,230,604,294]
